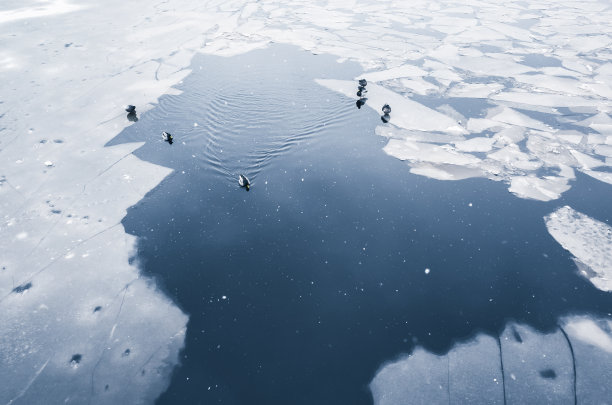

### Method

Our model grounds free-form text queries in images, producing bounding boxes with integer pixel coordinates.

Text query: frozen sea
[1,1,612,404]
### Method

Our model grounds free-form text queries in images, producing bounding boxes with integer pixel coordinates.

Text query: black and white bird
[238,174,250,191]
[125,105,136,113]
[382,104,391,114]
[162,131,173,144]
[358,79,367,87]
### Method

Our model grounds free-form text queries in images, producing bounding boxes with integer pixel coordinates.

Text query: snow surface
[545,206,612,292]
[371,317,612,404]
[1,0,611,403]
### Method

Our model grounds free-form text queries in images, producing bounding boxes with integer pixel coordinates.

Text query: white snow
[371,318,612,405]
[545,206,612,292]
[359,65,428,82]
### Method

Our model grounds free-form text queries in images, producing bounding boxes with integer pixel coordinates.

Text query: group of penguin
[355,79,391,124]
[125,79,390,192]
[355,79,392,123]
[123,105,251,191]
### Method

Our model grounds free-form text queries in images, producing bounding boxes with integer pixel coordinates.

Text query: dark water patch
[559,171,612,225]
[110,45,612,405]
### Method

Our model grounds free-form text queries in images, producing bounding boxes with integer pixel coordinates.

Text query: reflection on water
[109,45,612,405]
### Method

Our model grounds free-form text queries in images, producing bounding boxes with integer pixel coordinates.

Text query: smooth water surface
[109,45,612,404]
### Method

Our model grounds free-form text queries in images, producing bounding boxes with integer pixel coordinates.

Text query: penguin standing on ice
[356,78,368,109]
[381,104,391,123]
[125,105,138,122]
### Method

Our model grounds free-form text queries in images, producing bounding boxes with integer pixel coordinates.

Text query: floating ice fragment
[454,137,495,152]
[44,161,53,167]
[409,163,485,181]
[384,139,481,166]
[545,206,612,291]
[581,169,612,185]
[448,82,504,98]
[359,65,427,82]
[316,79,465,134]
[508,176,571,201]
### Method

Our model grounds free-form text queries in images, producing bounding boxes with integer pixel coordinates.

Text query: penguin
[382,104,391,114]
[358,79,367,87]
[162,131,173,144]
[239,174,250,191]
[125,105,136,113]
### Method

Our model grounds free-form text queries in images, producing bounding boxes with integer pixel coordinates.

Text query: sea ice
[545,206,612,292]
[316,79,465,134]
[562,317,612,404]
[3,0,612,403]
[500,324,573,403]
[371,318,612,404]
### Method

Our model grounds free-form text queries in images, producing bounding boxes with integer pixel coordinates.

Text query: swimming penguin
[162,131,173,144]
[125,105,136,113]
[382,104,391,114]
[358,79,367,87]
[238,174,250,191]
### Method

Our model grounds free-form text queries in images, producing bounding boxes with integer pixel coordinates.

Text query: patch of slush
[371,317,612,404]
[545,206,612,292]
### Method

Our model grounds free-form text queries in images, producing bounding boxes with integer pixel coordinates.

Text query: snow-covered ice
[371,318,612,404]
[545,206,612,292]
[2,0,612,403]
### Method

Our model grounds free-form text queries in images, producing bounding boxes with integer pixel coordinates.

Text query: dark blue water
[109,45,612,405]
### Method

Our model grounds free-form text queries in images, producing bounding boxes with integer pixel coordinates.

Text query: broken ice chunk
[545,206,612,291]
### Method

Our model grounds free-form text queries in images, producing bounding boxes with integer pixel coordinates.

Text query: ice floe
[316,79,465,134]
[371,317,612,404]
[545,206,612,292]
